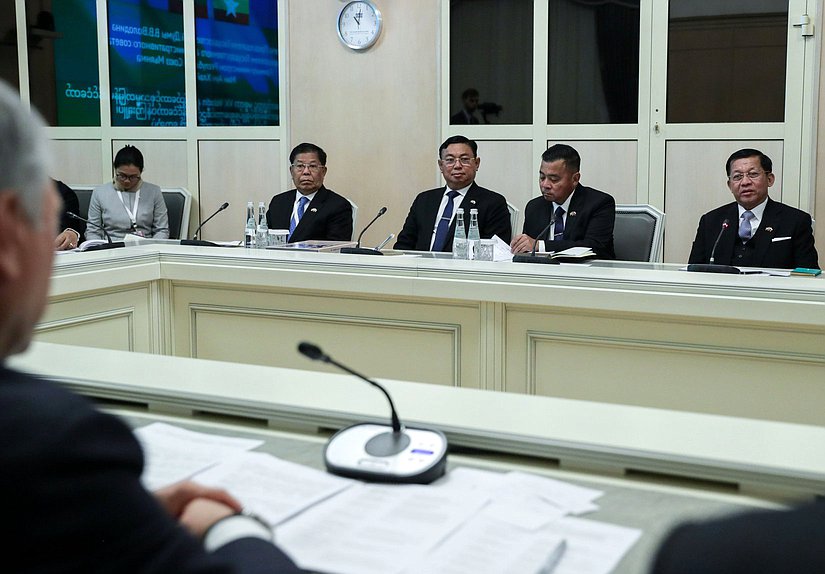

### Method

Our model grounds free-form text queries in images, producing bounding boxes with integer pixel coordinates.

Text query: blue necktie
[553,206,565,240]
[432,190,460,251]
[738,210,754,241]
[290,196,309,238]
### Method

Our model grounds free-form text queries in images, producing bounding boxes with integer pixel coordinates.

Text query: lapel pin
[569,211,577,217]
[310,208,318,213]
[470,200,477,205]
[765,227,773,232]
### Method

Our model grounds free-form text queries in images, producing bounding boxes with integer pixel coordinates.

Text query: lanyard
[117,187,141,230]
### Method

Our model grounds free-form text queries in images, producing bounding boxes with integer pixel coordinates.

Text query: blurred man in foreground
[0,80,300,572]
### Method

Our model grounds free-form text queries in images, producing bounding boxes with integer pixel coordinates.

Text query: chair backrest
[347,198,358,240]
[162,188,191,240]
[506,201,520,235]
[69,185,191,240]
[74,187,93,220]
[613,204,665,262]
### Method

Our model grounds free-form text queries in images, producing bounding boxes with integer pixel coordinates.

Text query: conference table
[41,243,825,425]
[20,245,825,570]
[7,342,805,573]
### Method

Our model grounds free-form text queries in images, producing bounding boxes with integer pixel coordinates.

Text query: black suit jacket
[688,198,819,269]
[0,365,301,573]
[394,182,512,251]
[55,179,85,240]
[522,184,616,259]
[266,186,353,242]
[652,502,825,574]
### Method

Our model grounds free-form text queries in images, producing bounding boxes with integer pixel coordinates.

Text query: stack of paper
[137,424,641,574]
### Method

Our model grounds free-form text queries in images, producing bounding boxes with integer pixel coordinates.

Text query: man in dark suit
[394,135,512,252]
[0,80,300,572]
[651,501,825,573]
[688,148,819,269]
[511,144,615,258]
[450,88,480,125]
[266,142,353,243]
[54,178,85,250]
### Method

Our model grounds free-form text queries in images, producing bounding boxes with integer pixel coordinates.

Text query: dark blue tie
[553,206,565,240]
[432,190,460,251]
[290,196,309,239]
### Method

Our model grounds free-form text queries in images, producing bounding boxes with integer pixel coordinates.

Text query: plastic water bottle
[452,208,468,259]
[467,208,480,260]
[244,202,255,248]
[255,202,268,248]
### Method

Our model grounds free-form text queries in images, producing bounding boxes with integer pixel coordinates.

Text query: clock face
[337,1,383,51]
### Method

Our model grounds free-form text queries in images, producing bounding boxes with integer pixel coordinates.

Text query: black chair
[614,204,665,262]
[161,189,191,240]
[74,187,93,220]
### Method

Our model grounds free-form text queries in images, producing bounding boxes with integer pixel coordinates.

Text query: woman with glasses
[86,145,169,241]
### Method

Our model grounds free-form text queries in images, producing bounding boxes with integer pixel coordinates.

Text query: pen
[375,233,395,250]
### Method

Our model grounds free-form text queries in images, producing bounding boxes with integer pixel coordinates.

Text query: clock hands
[354,10,362,27]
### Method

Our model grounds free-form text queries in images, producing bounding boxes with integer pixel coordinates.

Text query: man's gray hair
[0,80,52,222]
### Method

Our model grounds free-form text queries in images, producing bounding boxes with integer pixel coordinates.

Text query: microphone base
[512,254,560,264]
[340,247,384,255]
[324,423,448,484]
[84,242,126,251]
[180,239,220,247]
[365,431,411,456]
[686,263,741,274]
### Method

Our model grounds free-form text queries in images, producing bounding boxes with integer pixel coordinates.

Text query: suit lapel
[563,186,585,239]
[750,199,778,265]
[294,187,327,236]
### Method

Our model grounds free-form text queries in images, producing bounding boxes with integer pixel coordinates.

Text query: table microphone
[66,211,125,250]
[181,202,229,247]
[341,207,387,255]
[512,211,560,264]
[297,341,448,484]
[686,219,740,274]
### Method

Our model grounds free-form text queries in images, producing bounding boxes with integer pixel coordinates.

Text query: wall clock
[337,1,383,51]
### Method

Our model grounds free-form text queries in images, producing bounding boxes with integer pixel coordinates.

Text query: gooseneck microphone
[340,207,388,255]
[512,211,560,264]
[298,342,402,434]
[686,218,740,274]
[191,202,229,240]
[181,202,229,247]
[709,219,730,264]
[66,211,125,251]
[298,341,448,483]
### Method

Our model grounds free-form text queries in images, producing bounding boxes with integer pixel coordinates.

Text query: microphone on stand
[181,202,229,247]
[298,341,448,484]
[341,207,388,255]
[687,219,740,274]
[66,211,125,251]
[512,211,560,264]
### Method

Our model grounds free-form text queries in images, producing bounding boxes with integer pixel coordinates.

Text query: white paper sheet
[276,482,490,574]
[191,451,354,525]
[134,422,263,490]
[546,516,642,574]
[401,508,566,574]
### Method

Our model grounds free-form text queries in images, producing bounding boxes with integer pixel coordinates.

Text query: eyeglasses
[291,163,324,173]
[441,156,475,167]
[115,172,141,182]
[729,170,768,183]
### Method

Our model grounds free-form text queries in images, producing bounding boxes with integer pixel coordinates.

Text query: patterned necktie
[290,196,309,238]
[432,190,460,251]
[738,210,754,241]
[553,206,565,240]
